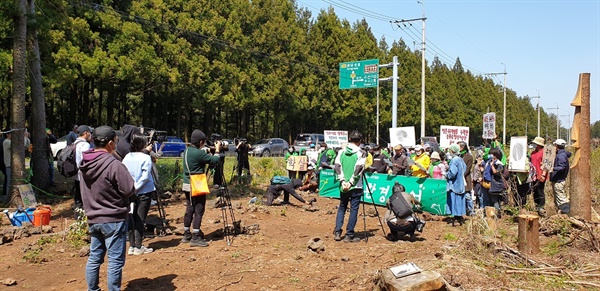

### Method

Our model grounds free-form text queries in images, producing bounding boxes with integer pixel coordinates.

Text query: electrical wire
[321,0,393,22]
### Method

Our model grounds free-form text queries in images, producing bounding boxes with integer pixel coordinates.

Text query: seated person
[384,183,425,242]
[299,165,319,192]
[264,179,314,206]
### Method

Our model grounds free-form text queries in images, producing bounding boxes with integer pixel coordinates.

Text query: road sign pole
[392,56,398,128]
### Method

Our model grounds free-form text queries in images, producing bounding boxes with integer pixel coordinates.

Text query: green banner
[319,169,449,216]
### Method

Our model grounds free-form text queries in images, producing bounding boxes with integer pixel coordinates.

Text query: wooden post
[485,206,497,231]
[570,73,592,220]
[517,214,540,254]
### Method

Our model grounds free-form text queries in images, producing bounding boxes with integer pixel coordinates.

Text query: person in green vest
[489,136,506,165]
[284,145,298,162]
[317,142,336,170]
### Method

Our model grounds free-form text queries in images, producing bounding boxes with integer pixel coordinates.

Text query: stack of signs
[324,130,348,148]
[439,126,469,148]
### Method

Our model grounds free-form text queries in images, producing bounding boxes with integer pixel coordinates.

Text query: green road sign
[339,59,379,89]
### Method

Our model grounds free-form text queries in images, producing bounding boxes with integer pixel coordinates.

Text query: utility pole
[484,68,508,143]
[392,2,426,137]
[378,60,397,138]
[560,114,571,143]
[548,106,559,139]
[528,92,541,137]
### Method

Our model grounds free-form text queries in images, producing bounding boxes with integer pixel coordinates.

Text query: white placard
[17,184,37,208]
[483,112,496,139]
[439,125,469,148]
[389,127,416,147]
[324,130,348,147]
[509,136,528,172]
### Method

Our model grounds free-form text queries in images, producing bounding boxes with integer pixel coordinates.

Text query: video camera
[139,127,167,144]
[206,133,229,153]
[233,137,247,146]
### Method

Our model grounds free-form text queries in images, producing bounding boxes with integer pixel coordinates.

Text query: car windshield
[295,135,310,141]
[255,139,269,145]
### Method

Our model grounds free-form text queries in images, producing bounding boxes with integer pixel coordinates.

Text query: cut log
[517,214,540,254]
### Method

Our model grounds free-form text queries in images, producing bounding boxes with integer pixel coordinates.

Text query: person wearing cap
[530,136,547,216]
[333,130,367,243]
[410,145,430,178]
[66,124,78,146]
[550,139,571,213]
[370,145,392,174]
[428,151,446,179]
[299,165,319,192]
[181,129,222,247]
[317,142,336,170]
[73,125,93,214]
[391,144,409,175]
[458,141,474,215]
[445,144,467,225]
[79,125,135,291]
[487,148,505,217]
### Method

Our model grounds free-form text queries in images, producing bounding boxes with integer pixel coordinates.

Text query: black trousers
[237,159,250,176]
[532,181,546,208]
[128,192,152,248]
[184,191,207,234]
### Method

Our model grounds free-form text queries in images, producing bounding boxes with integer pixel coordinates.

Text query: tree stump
[517,214,540,254]
[485,207,497,231]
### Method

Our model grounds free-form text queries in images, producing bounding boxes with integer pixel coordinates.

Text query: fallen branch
[500,265,564,272]
[214,276,243,291]
[231,256,253,263]
[222,269,257,276]
[564,280,600,288]
[505,270,563,276]
[558,230,583,247]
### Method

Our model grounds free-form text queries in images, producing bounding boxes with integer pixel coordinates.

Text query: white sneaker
[133,246,153,255]
[128,246,135,255]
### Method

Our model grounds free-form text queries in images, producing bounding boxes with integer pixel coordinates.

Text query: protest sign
[286,156,308,171]
[483,113,496,139]
[439,125,469,148]
[541,145,556,172]
[509,136,528,172]
[389,127,416,147]
[324,130,348,147]
[17,184,37,208]
[319,169,449,215]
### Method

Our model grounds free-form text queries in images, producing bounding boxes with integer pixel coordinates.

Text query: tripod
[151,166,169,236]
[212,167,239,246]
[361,172,387,242]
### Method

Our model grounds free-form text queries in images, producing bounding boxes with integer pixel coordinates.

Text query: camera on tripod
[139,126,167,145]
[206,133,229,153]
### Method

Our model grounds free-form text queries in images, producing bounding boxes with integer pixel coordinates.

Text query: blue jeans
[335,188,363,237]
[465,191,474,215]
[86,221,127,291]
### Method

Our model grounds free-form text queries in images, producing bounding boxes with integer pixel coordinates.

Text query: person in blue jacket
[549,139,571,214]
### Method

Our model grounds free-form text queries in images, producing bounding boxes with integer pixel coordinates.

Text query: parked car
[293,133,324,153]
[50,135,69,160]
[250,138,288,157]
[222,139,237,156]
[156,136,187,157]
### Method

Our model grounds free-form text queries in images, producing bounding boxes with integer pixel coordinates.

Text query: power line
[321,0,393,22]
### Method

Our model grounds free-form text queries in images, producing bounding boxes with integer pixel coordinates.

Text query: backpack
[270,175,291,185]
[388,182,414,218]
[58,140,83,177]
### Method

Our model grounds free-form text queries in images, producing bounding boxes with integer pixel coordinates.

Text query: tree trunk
[27,0,50,191]
[517,214,539,254]
[570,73,591,220]
[8,0,28,206]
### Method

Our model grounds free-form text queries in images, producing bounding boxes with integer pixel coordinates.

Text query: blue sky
[298,0,600,127]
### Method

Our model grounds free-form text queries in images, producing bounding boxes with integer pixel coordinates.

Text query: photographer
[208,134,227,187]
[235,138,251,178]
[384,183,425,242]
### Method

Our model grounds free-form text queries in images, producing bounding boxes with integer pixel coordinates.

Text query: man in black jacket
[264,179,314,206]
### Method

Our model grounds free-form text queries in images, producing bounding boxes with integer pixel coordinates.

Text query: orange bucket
[33,206,51,226]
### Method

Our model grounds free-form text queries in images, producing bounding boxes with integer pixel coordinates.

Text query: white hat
[554,139,567,146]
[414,145,423,151]
[532,136,545,146]
[430,151,441,160]
[307,165,314,170]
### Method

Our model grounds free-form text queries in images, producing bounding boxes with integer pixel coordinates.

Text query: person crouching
[384,183,425,242]
[264,179,314,206]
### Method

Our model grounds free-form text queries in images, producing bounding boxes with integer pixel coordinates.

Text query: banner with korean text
[439,125,469,148]
[324,130,348,148]
[483,113,496,139]
[319,169,449,215]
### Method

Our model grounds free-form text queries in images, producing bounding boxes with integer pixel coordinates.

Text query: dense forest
[0,0,563,145]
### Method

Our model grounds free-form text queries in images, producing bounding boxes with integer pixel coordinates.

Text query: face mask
[446,153,453,160]
[375,151,380,155]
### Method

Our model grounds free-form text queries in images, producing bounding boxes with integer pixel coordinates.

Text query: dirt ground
[1,181,600,290]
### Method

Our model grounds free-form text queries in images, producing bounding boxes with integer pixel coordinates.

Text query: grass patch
[443,233,458,241]
[542,239,562,256]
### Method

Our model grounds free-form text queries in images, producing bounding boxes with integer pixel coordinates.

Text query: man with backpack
[385,182,425,242]
[264,176,314,206]
[73,125,92,213]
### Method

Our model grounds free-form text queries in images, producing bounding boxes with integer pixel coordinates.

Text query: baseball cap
[77,125,92,135]
[554,139,567,146]
[92,126,119,141]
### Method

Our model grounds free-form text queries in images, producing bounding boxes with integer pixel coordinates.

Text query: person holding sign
[410,145,430,178]
[333,130,367,243]
[530,137,547,216]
